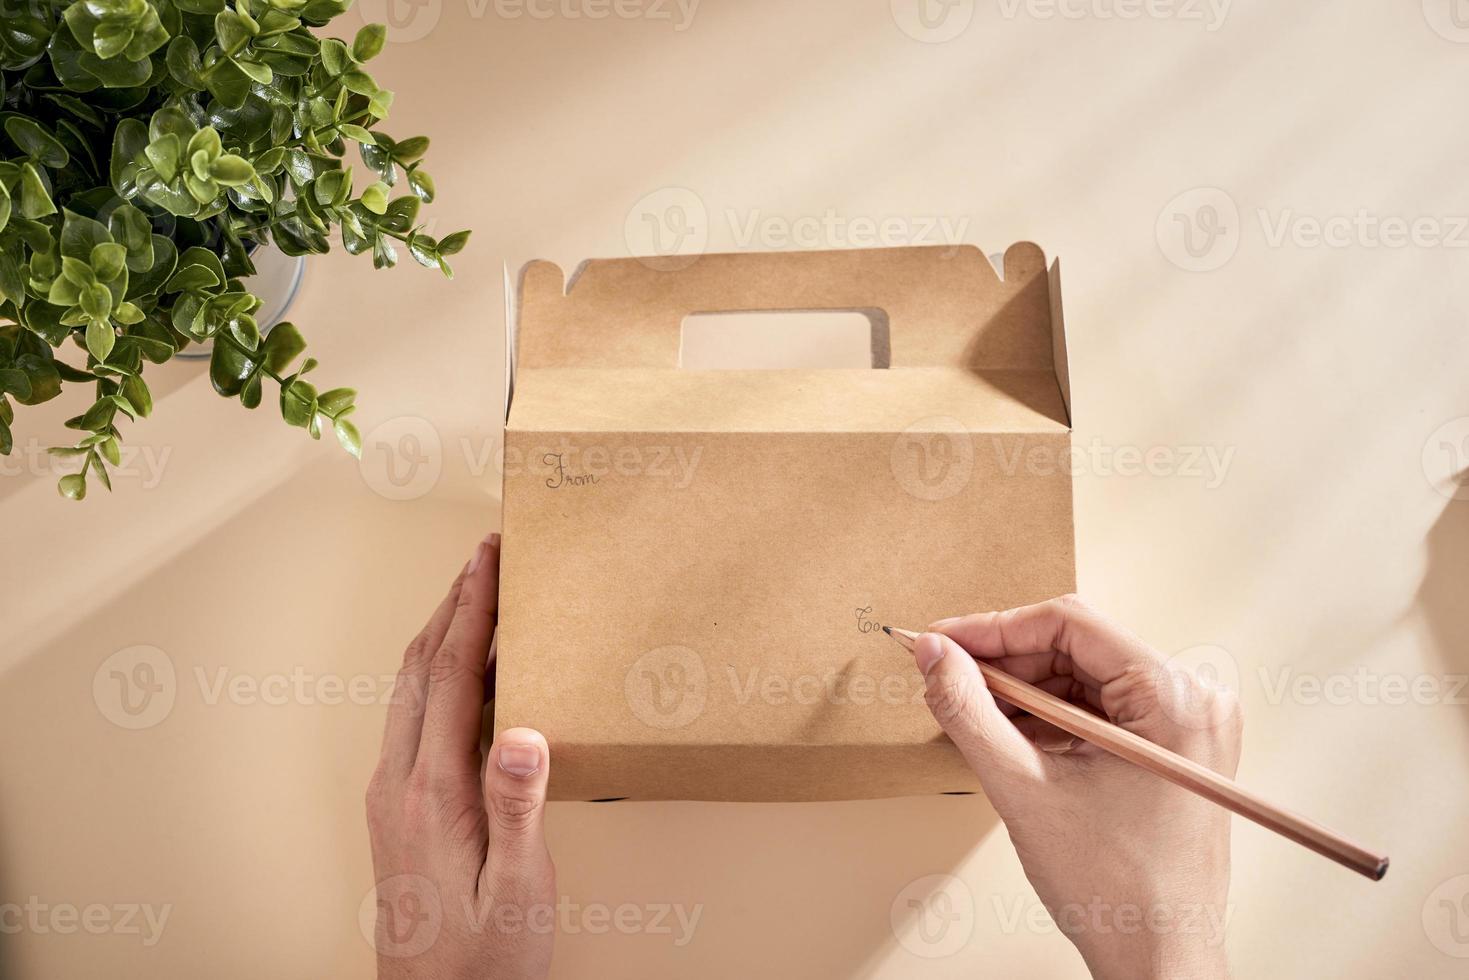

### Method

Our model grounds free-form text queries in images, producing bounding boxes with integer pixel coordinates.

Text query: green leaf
[338,124,375,144]
[262,320,306,372]
[317,387,355,412]
[240,372,263,409]
[61,256,97,287]
[85,52,153,88]
[163,36,201,89]
[208,154,255,186]
[319,37,351,75]
[279,377,316,427]
[333,417,361,457]
[408,233,438,269]
[61,210,113,261]
[127,236,178,299]
[92,243,128,282]
[108,204,154,271]
[86,320,116,362]
[234,58,273,84]
[22,302,70,345]
[437,230,470,255]
[5,118,70,169]
[340,69,376,96]
[391,136,429,162]
[407,168,434,203]
[0,252,23,306]
[58,473,87,500]
[186,126,223,162]
[110,118,148,192]
[149,106,194,144]
[47,275,83,307]
[145,133,181,182]
[113,301,145,325]
[122,374,152,417]
[81,283,113,320]
[178,246,227,286]
[19,163,56,218]
[93,19,135,59]
[210,337,255,396]
[216,9,257,51]
[0,369,31,400]
[353,23,387,61]
[204,58,251,109]
[124,6,169,61]
[360,181,388,214]
[174,0,225,11]
[165,264,222,293]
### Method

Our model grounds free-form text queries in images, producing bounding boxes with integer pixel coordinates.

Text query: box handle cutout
[678,309,890,370]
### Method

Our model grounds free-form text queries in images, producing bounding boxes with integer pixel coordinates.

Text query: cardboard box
[495,244,1075,801]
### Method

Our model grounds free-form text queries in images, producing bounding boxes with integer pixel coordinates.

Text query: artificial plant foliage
[0,0,470,499]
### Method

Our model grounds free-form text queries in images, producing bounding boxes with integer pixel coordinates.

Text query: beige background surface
[3,2,1468,976]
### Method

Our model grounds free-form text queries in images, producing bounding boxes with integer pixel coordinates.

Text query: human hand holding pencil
[900,596,1242,980]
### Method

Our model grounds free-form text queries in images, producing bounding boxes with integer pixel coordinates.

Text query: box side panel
[507,366,1070,434]
[495,429,1075,802]
[546,744,980,803]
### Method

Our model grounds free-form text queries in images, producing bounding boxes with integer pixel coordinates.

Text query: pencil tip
[881,625,892,635]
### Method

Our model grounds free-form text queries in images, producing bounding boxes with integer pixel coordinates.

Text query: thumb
[913,632,1045,787]
[484,728,552,871]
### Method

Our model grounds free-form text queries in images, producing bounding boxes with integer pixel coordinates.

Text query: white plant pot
[175,242,306,358]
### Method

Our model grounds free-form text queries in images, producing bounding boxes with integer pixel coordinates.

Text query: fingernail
[914,633,947,675]
[929,616,961,629]
[489,532,502,549]
[498,742,541,777]
[467,541,486,575]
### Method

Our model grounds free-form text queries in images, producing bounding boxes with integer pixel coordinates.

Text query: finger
[933,596,1164,687]
[417,532,501,777]
[996,673,1076,717]
[483,728,552,875]
[937,598,1236,752]
[378,564,468,776]
[913,632,1045,787]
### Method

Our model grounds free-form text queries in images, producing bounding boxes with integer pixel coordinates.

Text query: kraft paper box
[495,244,1075,802]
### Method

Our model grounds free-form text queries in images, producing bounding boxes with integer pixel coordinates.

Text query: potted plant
[0,0,469,499]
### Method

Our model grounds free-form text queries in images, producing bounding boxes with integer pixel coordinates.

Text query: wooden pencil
[883,626,1389,882]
